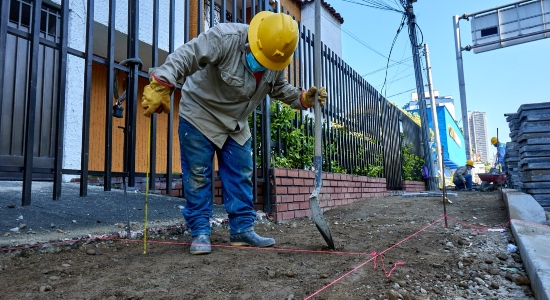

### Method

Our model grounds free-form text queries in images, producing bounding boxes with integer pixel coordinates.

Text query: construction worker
[141,11,327,255]
[453,160,474,191]
[491,137,506,172]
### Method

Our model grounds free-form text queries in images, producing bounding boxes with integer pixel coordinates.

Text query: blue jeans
[453,174,472,190]
[179,117,256,236]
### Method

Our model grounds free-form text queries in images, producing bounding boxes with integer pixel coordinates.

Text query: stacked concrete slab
[505,113,521,189]
[507,102,550,211]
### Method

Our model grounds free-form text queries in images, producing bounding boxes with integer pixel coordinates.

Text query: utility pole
[453,15,472,160]
[405,0,437,191]
[424,43,443,188]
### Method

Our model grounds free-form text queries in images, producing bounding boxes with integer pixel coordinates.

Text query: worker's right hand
[301,86,327,108]
[141,75,173,117]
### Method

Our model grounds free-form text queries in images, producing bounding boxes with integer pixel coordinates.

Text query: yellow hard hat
[466,160,474,167]
[490,137,498,145]
[248,11,299,71]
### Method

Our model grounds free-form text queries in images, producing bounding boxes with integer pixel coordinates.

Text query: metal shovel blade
[309,186,334,249]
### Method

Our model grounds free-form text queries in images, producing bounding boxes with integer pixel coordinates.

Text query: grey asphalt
[0,181,227,248]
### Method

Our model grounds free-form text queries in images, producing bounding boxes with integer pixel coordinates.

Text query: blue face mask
[246,52,267,72]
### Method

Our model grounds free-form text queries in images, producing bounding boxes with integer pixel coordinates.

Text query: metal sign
[470,0,550,53]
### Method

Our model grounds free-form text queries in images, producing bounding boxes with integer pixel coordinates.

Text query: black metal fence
[0,0,422,206]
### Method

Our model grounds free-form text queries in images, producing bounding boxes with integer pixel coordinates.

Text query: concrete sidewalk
[0,181,227,248]
[503,189,550,300]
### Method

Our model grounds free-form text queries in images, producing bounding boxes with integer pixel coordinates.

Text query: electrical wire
[386,87,416,99]
[380,14,407,98]
[342,0,404,13]
[361,56,412,77]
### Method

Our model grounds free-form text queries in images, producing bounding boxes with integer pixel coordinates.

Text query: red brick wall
[81,172,426,223]
[268,168,388,222]
[402,180,426,192]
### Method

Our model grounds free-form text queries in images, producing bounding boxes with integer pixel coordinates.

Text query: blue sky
[327,0,550,144]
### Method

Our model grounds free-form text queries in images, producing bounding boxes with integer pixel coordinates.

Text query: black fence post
[53,0,70,200]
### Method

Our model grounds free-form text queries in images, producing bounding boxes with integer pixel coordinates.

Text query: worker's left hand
[301,86,327,107]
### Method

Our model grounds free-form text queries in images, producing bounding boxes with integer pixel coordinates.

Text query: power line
[386,87,416,99]
[341,0,404,13]
[380,14,407,98]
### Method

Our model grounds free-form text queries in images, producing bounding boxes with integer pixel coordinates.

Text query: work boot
[230,231,275,247]
[189,234,211,255]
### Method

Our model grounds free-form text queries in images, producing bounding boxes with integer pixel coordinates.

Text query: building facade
[468,110,490,162]
[408,91,457,120]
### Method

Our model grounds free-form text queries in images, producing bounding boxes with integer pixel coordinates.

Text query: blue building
[409,106,466,171]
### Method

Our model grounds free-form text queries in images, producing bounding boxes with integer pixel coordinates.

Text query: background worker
[453,160,474,191]
[491,137,506,172]
[141,11,327,255]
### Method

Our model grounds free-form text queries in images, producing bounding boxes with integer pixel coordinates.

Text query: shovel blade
[309,196,334,249]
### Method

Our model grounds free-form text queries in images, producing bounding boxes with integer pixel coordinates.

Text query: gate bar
[79,0,94,197]
[0,0,8,120]
[126,0,140,187]
[148,0,160,190]
[22,0,43,205]
[103,0,116,192]
[53,0,70,200]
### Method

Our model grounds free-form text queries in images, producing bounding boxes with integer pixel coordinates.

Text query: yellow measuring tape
[143,119,151,254]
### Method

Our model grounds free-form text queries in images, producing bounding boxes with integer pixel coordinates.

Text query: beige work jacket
[150,23,306,148]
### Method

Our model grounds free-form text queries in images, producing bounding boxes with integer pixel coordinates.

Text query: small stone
[388,290,401,300]
[86,249,97,255]
[7,204,15,208]
[61,264,71,267]
[49,276,60,281]
[474,277,486,286]
[489,281,499,289]
[319,274,328,278]
[496,253,507,260]
[513,276,530,285]
[39,285,52,292]
[50,223,56,228]
[484,259,493,264]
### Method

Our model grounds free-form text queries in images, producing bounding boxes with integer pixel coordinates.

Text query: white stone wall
[94,0,186,51]
[300,3,342,58]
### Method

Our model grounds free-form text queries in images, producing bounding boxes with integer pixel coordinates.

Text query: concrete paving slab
[504,189,547,224]
[510,220,550,300]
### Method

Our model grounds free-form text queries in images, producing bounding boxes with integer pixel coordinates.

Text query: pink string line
[304,216,445,300]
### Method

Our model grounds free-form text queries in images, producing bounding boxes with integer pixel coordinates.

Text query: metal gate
[1,0,422,207]
[0,0,65,193]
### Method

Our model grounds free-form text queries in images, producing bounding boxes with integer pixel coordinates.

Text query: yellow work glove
[141,75,173,117]
[300,86,327,108]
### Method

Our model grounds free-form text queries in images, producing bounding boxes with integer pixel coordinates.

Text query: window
[480,26,498,37]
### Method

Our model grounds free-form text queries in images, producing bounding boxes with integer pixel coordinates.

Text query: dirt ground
[0,190,537,300]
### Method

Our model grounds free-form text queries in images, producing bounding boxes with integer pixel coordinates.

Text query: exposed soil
[0,191,536,300]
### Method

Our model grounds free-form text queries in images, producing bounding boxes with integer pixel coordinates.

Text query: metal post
[406,1,437,191]
[424,43,443,188]
[80,0,94,197]
[22,0,44,205]
[126,0,139,187]
[53,1,70,200]
[453,15,472,160]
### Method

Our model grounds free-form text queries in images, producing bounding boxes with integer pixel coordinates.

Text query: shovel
[309,0,334,249]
